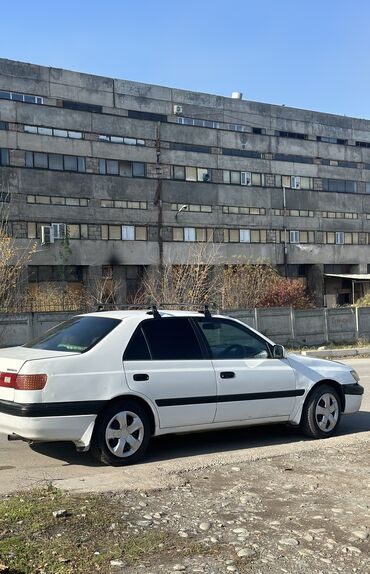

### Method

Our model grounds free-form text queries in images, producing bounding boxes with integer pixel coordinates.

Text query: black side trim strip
[343,383,364,396]
[0,400,106,418]
[156,389,305,407]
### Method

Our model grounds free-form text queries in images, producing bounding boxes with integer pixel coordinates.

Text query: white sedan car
[0,308,363,466]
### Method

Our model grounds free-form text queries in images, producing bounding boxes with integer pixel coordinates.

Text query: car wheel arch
[95,394,157,436]
[302,379,345,417]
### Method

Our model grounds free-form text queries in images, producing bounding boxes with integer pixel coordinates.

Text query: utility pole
[153,122,163,272]
[282,185,288,277]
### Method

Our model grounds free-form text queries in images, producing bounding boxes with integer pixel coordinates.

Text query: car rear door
[124,317,217,429]
[193,318,297,423]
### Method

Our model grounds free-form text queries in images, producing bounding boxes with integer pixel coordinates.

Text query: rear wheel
[91,400,151,466]
[301,384,341,439]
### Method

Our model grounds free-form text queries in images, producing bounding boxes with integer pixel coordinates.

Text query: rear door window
[139,318,203,360]
[124,327,151,361]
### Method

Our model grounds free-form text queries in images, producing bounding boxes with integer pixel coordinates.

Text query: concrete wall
[0,307,369,348]
[2,57,370,310]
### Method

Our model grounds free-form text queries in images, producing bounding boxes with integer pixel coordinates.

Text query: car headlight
[350,369,360,383]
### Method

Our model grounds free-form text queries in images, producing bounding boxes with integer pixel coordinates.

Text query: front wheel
[301,384,341,439]
[91,400,151,466]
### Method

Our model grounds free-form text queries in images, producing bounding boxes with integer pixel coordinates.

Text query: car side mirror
[272,344,285,359]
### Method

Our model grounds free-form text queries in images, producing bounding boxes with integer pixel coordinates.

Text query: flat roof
[325,274,370,281]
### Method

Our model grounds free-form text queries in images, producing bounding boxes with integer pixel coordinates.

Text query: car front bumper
[343,383,364,414]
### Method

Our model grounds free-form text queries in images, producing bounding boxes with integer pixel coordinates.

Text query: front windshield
[24,316,121,353]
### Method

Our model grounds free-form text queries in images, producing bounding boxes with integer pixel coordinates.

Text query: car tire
[91,400,151,466]
[300,384,341,439]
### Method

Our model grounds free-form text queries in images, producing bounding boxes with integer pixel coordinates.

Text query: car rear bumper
[0,400,100,447]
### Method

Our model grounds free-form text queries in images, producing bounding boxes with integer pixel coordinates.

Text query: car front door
[193,318,297,423]
[124,317,217,429]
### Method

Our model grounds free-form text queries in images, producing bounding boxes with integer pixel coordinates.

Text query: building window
[98,134,145,146]
[174,166,211,182]
[171,203,212,213]
[100,199,147,209]
[355,140,370,148]
[184,227,196,242]
[335,232,344,245]
[224,229,267,243]
[0,149,9,166]
[107,226,147,241]
[223,170,263,186]
[222,206,265,215]
[274,153,313,164]
[0,122,8,131]
[177,117,219,129]
[290,230,300,244]
[317,135,347,145]
[322,179,357,193]
[62,100,102,114]
[132,162,145,177]
[170,142,211,154]
[0,91,43,104]
[27,195,88,207]
[239,229,251,243]
[277,130,307,140]
[128,110,167,123]
[122,226,135,240]
[173,227,212,242]
[173,166,185,180]
[99,159,119,175]
[222,148,262,159]
[24,125,83,139]
[25,152,86,173]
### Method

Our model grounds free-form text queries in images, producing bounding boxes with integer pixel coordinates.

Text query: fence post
[290,307,295,343]
[355,307,360,341]
[324,308,329,344]
[254,307,259,331]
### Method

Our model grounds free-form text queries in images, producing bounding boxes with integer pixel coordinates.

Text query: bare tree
[133,244,312,311]
[133,242,223,308]
[0,224,36,312]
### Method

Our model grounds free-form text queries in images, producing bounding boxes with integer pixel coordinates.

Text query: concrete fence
[0,307,369,348]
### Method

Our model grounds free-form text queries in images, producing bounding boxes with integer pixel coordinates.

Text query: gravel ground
[115,441,370,574]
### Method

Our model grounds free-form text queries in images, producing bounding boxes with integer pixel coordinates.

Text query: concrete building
[1,57,370,307]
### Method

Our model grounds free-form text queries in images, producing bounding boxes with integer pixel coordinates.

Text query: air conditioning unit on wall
[173,104,183,115]
[241,171,252,186]
[41,225,54,244]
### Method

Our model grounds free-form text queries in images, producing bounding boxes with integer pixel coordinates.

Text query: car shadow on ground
[29,410,370,467]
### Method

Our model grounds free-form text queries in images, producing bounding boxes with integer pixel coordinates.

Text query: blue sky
[1,0,369,118]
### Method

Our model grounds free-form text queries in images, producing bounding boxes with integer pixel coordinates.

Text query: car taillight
[0,372,47,390]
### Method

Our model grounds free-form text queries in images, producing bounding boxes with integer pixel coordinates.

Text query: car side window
[141,318,203,360]
[124,327,151,361]
[195,318,270,359]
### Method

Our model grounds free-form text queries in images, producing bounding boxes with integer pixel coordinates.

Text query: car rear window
[23,316,121,353]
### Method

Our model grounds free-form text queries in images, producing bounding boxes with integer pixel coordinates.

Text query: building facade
[1,58,370,307]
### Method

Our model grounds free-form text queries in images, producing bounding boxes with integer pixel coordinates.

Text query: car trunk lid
[0,346,78,402]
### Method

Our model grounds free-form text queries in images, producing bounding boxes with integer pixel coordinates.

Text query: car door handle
[220,371,235,379]
[133,373,149,381]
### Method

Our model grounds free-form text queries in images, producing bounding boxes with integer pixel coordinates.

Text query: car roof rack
[146,303,215,319]
[146,304,161,319]
[95,303,216,319]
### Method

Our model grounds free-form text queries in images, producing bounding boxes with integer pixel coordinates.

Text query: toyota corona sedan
[0,308,364,465]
